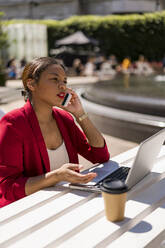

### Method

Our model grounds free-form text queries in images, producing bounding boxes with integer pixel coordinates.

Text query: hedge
[0,12,8,52]
[2,11,165,61]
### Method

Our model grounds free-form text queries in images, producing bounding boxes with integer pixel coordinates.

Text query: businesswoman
[0,57,110,207]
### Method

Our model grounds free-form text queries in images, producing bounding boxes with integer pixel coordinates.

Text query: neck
[31,100,54,124]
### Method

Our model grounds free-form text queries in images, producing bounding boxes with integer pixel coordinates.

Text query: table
[0,146,165,248]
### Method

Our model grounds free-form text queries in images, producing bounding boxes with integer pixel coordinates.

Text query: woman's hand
[49,163,97,184]
[25,163,97,196]
[62,88,85,118]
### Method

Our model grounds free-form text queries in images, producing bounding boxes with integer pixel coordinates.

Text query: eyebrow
[48,72,67,79]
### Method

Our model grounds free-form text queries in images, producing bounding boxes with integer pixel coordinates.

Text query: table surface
[0,146,165,248]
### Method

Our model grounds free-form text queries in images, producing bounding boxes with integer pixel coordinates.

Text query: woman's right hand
[48,163,97,185]
[25,163,97,196]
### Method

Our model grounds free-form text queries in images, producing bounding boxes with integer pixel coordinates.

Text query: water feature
[83,74,165,117]
[81,74,165,142]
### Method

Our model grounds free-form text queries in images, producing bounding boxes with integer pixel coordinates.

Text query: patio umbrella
[56,31,98,46]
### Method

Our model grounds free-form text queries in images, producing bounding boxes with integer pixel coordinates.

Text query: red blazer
[0,100,110,207]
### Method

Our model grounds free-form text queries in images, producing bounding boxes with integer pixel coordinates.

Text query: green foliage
[0,12,8,82]
[0,12,8,50]
[2,11,165,61]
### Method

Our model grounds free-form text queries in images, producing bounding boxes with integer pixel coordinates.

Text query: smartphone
[61,93,72,107]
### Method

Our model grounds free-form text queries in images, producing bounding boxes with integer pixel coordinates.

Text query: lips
[57,92,65,99]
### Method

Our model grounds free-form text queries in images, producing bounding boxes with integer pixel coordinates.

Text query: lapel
[24,100,50,172]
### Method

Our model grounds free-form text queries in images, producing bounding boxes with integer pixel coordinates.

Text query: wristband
[77,113,88,122]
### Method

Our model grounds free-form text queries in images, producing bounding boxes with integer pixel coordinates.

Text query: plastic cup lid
[100,179,128,194]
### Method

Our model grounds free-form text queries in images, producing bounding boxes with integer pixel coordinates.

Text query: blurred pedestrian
[134,55,154,76]
[98,56,116,78]
[83,57,96,76]
[108,55,118,70]
[121,57,132,74]
[72,58,84,76]
[6,58,17,79]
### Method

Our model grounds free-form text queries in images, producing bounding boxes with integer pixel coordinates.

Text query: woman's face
[32,64,68,107]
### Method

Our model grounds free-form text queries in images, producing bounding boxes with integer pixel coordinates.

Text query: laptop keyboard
[98,166,131,185]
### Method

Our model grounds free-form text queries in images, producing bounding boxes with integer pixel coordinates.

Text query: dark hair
[6,58,15,68]
[21,57,65,101]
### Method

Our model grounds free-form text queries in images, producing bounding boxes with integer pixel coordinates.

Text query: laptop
[69,128,165,193]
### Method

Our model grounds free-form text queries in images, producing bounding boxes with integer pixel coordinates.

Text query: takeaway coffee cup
[100,179,128,222]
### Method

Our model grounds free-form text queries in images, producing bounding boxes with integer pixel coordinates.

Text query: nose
[58,82,66,90]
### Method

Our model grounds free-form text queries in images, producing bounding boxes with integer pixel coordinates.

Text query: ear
[26,79,36,91]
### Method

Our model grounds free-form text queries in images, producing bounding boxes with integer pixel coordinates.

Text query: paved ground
[0,77,138,169]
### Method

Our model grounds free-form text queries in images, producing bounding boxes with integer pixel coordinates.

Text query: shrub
[3,11,165,61]
[0,12,8,51]
[0,12,8,86]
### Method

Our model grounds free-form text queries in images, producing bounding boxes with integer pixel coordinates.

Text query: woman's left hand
[62,88,85,117]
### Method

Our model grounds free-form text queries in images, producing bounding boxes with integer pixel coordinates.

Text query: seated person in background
[134,55,154,76]
[99,56,116,77]
[83,57,96,76]
[6,58,17,79]
[108,54,118,70]
[72,58,84,76]
[121,56,132,74]
[0,57,110,207]
[94,55,105,71]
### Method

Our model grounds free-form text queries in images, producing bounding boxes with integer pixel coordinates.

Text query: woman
[0,57,110,207]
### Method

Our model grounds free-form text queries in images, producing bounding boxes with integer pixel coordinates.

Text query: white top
[84,62,95,76]
[47,141,69,171]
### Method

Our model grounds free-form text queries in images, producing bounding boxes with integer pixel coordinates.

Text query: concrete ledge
[78,89,165,128]
[77,88,165,143]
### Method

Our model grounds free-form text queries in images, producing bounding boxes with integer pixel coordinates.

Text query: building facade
[0,0,165,20]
